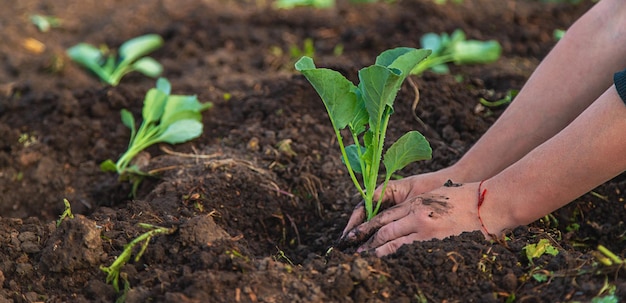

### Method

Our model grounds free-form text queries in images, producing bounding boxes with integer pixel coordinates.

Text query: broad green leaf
[344,144,366,174]
[383,131,432,177]
[142,88,168,124]
[156,119,203,144]
[100,159,118,173]
[387,49,431,79]
[158,111,203,133]
[348,88,368,135]
[67,43,108,79]
[118,34,164,63]
[375,47,431,79]
[295,56,360,130]
[156,77,171,95]
[131,57,163,77]
[67,43,103,65]
[358,65,400,130]
[160,95,205,128]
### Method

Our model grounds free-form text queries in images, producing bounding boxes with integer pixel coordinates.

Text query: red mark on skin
[477,180,490,235]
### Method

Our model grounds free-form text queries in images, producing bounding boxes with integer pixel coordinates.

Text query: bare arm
[451,0,626,181]
[483,85,626,230]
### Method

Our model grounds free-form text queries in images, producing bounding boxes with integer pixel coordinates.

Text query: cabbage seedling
[67,34,164,86]
[100,78,212,195]
[296,47,433,221]
[411,29,501,75]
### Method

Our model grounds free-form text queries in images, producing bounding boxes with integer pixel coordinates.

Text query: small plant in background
[274,0,334,9]
[101,223,175,292]
[593,245,624,267]
[479,89,518,108]
[411,29,502,75]
[56,198,74,227]
[433,0,463,4]
[296,47,433,221]
[30,14,63,32]
[289,38,315,62]
[523,238,559,264]
[100,77,212,196]
[67,34,164,86]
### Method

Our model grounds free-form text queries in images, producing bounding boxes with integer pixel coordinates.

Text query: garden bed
[1,0,625,302]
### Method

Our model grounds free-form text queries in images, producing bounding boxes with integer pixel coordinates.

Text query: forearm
[451,0,626,181]
[484,85,626,229]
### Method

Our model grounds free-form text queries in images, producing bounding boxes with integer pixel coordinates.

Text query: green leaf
[156,77,171,95]
[66,43,107,78]
[348,88,368,135]
[156,119,204,144]
[131,57,163,77]
[160,95,205,128]
[344,144,367,174]
[67,43,103,65]
[120,109,137,143]
[358,65,400,130]
[420,33,443,54]
[141,88,168,125]
[451,40,501,64]
[100,159,118,173]
[159,111,203,133]
[295,56,360,130]
[383,131,432,178]
[118,34,164,63]
[524,239,559,263]
[376,47,431,79]
[120,109,136,130]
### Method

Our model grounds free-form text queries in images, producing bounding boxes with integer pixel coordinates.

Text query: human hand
[341,182,493,257]
[341,170,457,238]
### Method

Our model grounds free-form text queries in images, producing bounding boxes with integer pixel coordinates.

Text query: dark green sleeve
[614,69,626,105]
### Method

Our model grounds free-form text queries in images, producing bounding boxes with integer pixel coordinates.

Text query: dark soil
[1,0,625,302]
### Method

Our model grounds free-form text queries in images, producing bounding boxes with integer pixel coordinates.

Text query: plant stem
[335,129,366,199]
[365,110,391,221]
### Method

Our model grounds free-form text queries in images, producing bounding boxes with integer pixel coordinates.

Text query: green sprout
[296,47,433,221]
[274,0,335,9]
[523,238,559,264]
[289,38,316,61]
[100,78,212,196]
[594,245,624,266]
[67,34,164,86]
[411,29,502,75]
[56,198,74,227]
[479,89,518,107]
[100,223,175,292]
[30,14,62,32]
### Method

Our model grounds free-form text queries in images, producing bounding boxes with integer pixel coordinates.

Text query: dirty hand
[341,170,459,238]
[342,182,490,257]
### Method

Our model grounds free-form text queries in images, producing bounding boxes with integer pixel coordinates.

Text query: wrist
[474,178,521,237]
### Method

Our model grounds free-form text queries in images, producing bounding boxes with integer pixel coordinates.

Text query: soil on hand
[1,0,625,302]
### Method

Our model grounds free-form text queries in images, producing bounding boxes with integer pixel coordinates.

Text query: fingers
[356,214,420,253]
[372,233,425,257]
[344,202,410,241]
[341,202,366,237]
